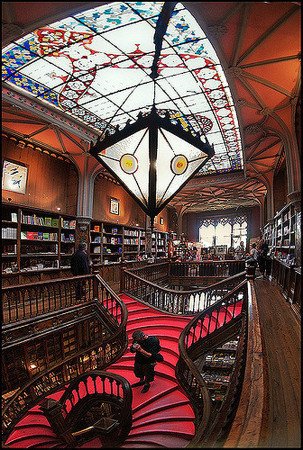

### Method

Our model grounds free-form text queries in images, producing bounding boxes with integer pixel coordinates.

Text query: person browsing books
[71,242,91,299]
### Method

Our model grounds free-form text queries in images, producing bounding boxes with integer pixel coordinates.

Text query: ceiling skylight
[2,1,243,175]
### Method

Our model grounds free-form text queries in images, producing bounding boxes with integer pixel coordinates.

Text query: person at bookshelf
[235,241,245,260]
[246,243,258,271]
[70,242,91,299]
[130,329,162,393]
[257,238,270,278]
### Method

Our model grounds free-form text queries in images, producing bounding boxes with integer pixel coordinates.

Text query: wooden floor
[254,276,301,448]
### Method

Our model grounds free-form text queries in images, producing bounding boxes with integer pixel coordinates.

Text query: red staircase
[4,294,195,448]
[4,294,243,447]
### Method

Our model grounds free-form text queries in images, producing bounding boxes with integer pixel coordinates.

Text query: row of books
[2,227,17,239]
[21,231,58,241]
[2,244,17,255]
[20,214,76,229]
[61,233,75,242]
[124,238,139,245]
[124,230,139,237]
[21,214,59,227]
[103,237,123,244]
[61,218,76,229]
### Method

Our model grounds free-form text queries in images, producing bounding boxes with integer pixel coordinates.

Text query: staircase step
[133,391,191,419]
[121,441,166,448]
[133,402,194,424]
[124,432,192,447]
[6,435,58,448]
[132,414,195,430]
[16,414,51,428]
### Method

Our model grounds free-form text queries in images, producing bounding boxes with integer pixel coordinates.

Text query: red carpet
[5,293,242,448]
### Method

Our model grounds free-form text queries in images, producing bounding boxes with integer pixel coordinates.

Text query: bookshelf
[59,216,76,269]
[123,226,140,262]
[1,203,77,282]
[90,221,103,267]
[155,231,168,259]
[200,338,238,404]
[89,222,169,265]
[102,223,123,265]
[263,202,298,265]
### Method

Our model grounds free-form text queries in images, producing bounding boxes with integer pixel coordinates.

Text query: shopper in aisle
[71,242,91,299]
[257,238,270,278]
[235,241,246,260]
[130,329,163,393]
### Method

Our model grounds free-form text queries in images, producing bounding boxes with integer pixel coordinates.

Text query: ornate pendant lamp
[89,2,215,227]
[89,107,214,225]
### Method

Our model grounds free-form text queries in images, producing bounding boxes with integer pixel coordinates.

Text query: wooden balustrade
[176,280,249,446]
[170,260,246,278]
[40,371,132,447]
[2,274,128,439]
[271,258,301,316]
[122,269,247,315]
[1,273,125,326]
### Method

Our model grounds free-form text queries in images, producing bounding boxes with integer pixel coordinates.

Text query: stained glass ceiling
[2,1,243,175]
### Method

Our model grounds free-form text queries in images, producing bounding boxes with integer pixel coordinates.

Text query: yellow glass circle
[171,155,188,175]
[120,154,138,174]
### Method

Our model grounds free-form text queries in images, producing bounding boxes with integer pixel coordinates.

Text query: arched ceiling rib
[1,2,301,213]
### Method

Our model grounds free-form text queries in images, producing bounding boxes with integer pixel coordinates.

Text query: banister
[223,279,265,448]
[122,268,246,314]
[177,279,248,446]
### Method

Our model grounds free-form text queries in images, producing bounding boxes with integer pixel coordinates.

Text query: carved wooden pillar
[76,217,91,249]
[40,398,76,446]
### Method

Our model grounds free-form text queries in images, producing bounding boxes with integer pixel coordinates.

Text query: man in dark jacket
[130,329,162,393]
[71,242,91,299]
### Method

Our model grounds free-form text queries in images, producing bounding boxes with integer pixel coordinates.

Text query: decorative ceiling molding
[2,87,98,143]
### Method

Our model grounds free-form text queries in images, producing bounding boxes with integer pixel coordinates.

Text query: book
[44,217,52,226]
[52,218,59,227]
[69,220,76,229]
[11,213,18,222]
[43,232,50,240]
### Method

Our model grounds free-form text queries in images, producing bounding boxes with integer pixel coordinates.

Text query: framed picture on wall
[160,217,164,225]
[2,160,28,194]
[110,197,120,215]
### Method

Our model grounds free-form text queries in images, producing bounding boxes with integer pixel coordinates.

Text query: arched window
[232,221,247,248]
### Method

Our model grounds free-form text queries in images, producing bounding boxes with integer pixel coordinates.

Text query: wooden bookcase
[263,202,297,265]
[2,203,77,285]
[89,221,169,266]
[200,339,238,404]
[156,231,168,259]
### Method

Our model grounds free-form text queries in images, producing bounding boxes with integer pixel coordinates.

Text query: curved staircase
[4,292,244,448]
[4,294,196,448]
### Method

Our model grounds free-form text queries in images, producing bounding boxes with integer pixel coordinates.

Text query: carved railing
[271,258,301,315]
[2,275,129,440]
[40,371,132,447]
[2,326,129,441]
[170,260,246,278]
[176,280,248,445]
[122,269,247,315]
[2,274,123,325]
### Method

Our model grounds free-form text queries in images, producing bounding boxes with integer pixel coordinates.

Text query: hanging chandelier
[89,107,214,225]
[89,2,215,226]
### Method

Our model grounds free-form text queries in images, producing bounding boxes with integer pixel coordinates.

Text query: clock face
[2,160,28,194]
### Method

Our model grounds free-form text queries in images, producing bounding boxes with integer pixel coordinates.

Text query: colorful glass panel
[2,1,243,174]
